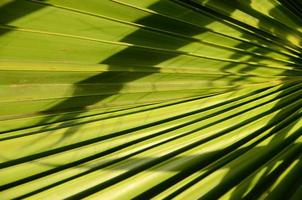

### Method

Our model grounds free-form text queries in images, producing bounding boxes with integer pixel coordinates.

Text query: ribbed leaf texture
[1,0,302,199]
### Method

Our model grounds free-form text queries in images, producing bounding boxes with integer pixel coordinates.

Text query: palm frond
[1,0,302,199]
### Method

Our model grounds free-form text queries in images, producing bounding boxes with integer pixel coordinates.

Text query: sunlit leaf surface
[1,0,302,199]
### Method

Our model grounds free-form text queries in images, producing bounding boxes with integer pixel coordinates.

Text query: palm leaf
[0,0,302,199]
